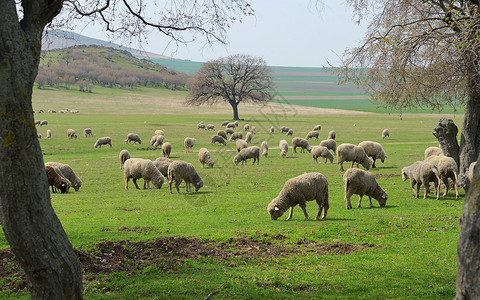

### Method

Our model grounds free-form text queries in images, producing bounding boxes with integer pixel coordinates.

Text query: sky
[72,1,368,67]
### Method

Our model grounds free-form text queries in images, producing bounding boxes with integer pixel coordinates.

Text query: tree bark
[433,118,460,166]
[229,101,240,120]
[459,92,480,188]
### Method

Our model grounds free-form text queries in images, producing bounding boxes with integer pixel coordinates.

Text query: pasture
[0,86,464,299]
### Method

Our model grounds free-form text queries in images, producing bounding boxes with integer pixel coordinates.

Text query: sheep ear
[274,206,279,211]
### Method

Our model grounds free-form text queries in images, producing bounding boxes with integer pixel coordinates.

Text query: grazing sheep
[468,161,478,183]
[382,129,390,140]
[424,146,443,159]
[343,168,388,209]
[279,140,289,158]
[45,162,82,192]
[40,120,48,126]
[229,132,243,142]
[292,137,312,153]
[358,141,387,168]
[305,131,319,141]
[197,122,206,130]
[153,157,173,176]
[225,128,235,135]
[281,126,289,134]
[125,133,142,144]
[150,134,160,146]
[311,146,334,163]
[118,149,131,169]
[328,130,336,140]
[211,135,227,146]
[217,130,227,140]
[425,155,459,198]
[154,130,164,136]
[337,143,372,171]
[313,125,322,131]
[46,129,52,139]
[162,142,172,158]
[167,160,204,193]
[267,172,329,221]
[206,124,215,131]
[244,124,250,131]
[245,132,253,143]
[83,128,93,137]
[37,134,42,139]
[286,129,293,137]
[94,137,112,148]
[124,158,165,190]
[67,129,77,139]
[35,120,41,126]
[251,126,256,135]
[199,148,215,168]
[401,160,441,199]
[233,121,239,127]
[236,139,248,152]
[233,146,260,165]
[220,121,229,127]
[184,137,196,152]
[261,141,269,157]
[45,165,71,194]
[319,139,337,154]
[153,134,164,148]
[270,126,275,134]
[226,122,236,129]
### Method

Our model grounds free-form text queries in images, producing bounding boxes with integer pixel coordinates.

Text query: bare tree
[186,54,275,120]
[0,0,252,298]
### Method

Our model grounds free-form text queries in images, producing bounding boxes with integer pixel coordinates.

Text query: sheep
[35,120,41,126]
[153,157,173,176]
[217,130,227,140]
[167,160,204,193]
[124,158,165,190]
[281,126,289,134]
[162,142,172,158]
[153,135,164,148]
[343,168,388,209]
[261,141,269,157]
[154,130,164,136]
[37,133,42,139]
[67,129,77,139]
[328,130,336,140]
[292,137,312,153]
[94,137,112,148]
[358,141,387,168]
[118,149,131,169]
[211,135,227,146]
[236,139,248,152]
[424,146,443,159]
[425,155,459,198]
[245,132,253,143]
[286,129,293,137]
[45,165,71,194]
[233,121,239,127]
[468,161,478,183]
[313,125,322,131]
[229,132,243,142]
[46,129,52,139]
[279,140,289,158]
[319,139,337,154]
[225,128,235,135]
[382,128,390,140]
[305,131,319,141]
[150,134,160,146]
[251,126,256,135]
[226,122,236,129]
[206,124,215,131]
[220,121,229,127]
[401,160,441,199]
[311,146,334,163]
[270,126,275,134]
[184,137,196,152]
[125,133,142,144]
[267,172,329,221]
[243,124,250,131]
[83,128,93,137]
[197,122,206,130]
[45,162,82,192]
[40,120,48,126]
[336,143,372,171]
[199,148,215,168]
[233,146,260,165]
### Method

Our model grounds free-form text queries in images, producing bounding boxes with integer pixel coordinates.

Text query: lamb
[382,128,390,140]
[270,126,275,134]
[67,129,77,139]
[162,142,172,158]
[305,131,319,141]
[198,148,215,168]
[211,135,227,146]
[279,140,289,158]
[343,168,388,209]
[83,128,93,137]
[358,141,387,168]
[267,172,329,221]
[153,135,165,148]
[206,124,215,131]
[225,128,235,135]
[94,137,112,148]
[286,129,293,137]
[45,165,71,194]
[125,133,142,144]
[261,141,269,157]
[46,129,52,139]
[311,145,334,163]
[336,143,372,171]
[425,155,459,198]
[328,130,336,140]
[40,120,48,126]
[217,130,227,140]
[184,137,196,152]
[244,124,250,131]
[153,157,173,176]
[123,158,165,190]
[424,146,443,159]
[167,160,204,193]
[118,149,131,169]
[313,125,322,131]
[292,137,312,153]
[197,122,206,130]
[281,126,289,134]
[221,121,229,127]
[229,132,243,142]
[245,132,253,143]
[319,139,337,154]
[401,160,441,199]
[236,139,248,152]
[45,162,82,192]
[233,146,260,165]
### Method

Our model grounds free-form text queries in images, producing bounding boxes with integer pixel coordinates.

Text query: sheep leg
[185,181,191,193]
[368,196,374,207]
[338,161,344,172]
[410,180,419,198]
[300,205,309,221]
[175,179,182,193]
[357,195,363,208]
[286,207,294,220]
[143,180,150,189]
[168,180,173,194]
[345,193,353,209]
[132,178,140,190]
[372,159,376,168]
[124,175,129,190]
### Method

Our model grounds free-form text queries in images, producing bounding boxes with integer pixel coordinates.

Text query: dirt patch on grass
[375,173,401,179]
[0,234,378,292]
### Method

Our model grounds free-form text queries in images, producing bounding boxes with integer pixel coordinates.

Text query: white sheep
[206,124,215,131]
[45,162,82,192]
[67,129,77,139]
[153,157,173,176]
[313,125,322,131]
[244,124,250,131]
[162,142,172,158]
[217,130,227,140]
[184,137,196,152]
[236,139,248,152]
[343,168,388,209]
[46,129,52,139]
[154,130,164,136]
[199,148,215,168]
[220,121,229,127]
[94,137,112,148]
[251,126,256,135]
[328,130,336,140]
[233,121,239,127]
[153,135,165,148]
[292,137,312,153]
[270,126,275,134]
[119,149,131,169]
[35,120,41,126]
[211,135,227,146]
[233,146,260,165]
[267,172,329,221]
[150,134,160,146]
[124,158,165,190]
[382,128,389,140]
[401,160,441,199]
[245,132,253,143]
[197,122,206,130]
[425,155,459,198]
[229,132,243,142]
[40,120,48,126]
[319,139,337,154]
[424,146,443,159]
[83,128,93,137]
[286,129,293,137]
[305,131,319,141]
[261,141,269,157]
[167,160,204,193]
[45,165,71,194]
[125,133,142,144]
[281,126,289,134]
[226,122,236,129]
[311,145,334,163]
[225,128,235,135]
[336,143,372,171]
[358,141,387,168]
[279,140,289,158]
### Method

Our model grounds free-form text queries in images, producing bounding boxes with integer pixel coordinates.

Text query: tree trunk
[0,3,83,299]
[433,118,460,166]
[229,101,240,120]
